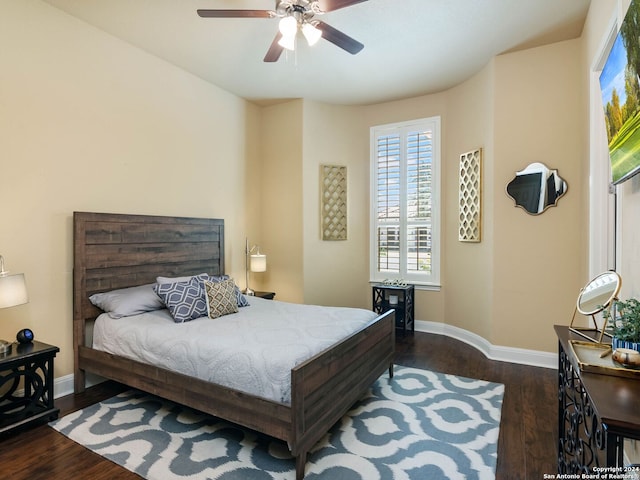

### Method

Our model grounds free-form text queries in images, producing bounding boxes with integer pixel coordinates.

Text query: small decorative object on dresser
[372,283,414,335]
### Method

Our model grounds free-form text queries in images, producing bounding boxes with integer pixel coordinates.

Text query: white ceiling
[41,0,592,105]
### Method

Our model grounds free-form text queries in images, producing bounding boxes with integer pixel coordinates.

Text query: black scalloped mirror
[506,162,567,215]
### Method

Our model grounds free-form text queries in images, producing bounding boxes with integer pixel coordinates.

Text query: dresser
[555,325,640,472]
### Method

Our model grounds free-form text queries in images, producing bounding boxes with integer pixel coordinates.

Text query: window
[370,117,440,287]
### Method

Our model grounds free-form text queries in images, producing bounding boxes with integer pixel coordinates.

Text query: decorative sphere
[16,328,34,344]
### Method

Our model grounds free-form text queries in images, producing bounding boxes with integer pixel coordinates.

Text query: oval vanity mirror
[570,271,622,343]
[576,271,622,315]
[506,162,567,215]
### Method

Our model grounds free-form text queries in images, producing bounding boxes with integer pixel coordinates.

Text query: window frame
[369,116,441,287]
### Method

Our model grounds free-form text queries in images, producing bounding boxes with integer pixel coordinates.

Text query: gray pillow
[89,283,164,319]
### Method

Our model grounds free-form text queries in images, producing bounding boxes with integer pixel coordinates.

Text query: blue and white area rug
[51,366,504,480]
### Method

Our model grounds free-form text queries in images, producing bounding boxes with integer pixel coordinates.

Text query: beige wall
[491,39,586,352]
[0,0,260,378]
[256,38,586,355]
[443,63,495,341]
[258,100,304,303]
[301,101,370,308]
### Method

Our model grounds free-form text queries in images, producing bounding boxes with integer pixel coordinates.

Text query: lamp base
[0,339,12,354]
[243,288,255,296]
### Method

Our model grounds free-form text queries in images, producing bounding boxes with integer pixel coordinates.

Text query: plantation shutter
[371,117,440,286]
[376,134,401,274]
[406,130,433,275]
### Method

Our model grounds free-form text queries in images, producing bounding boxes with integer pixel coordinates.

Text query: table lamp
[243,238,267,295]
[0,255,29,354]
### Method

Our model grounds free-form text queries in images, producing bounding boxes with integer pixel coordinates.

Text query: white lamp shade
[278,33,296,51]
[302,23,322,46]
[279,16,297,36]
[250,254,267,273]
[278,16,297,51]
[0,273,28,309]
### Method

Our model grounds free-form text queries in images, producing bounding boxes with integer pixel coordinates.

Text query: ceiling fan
[197,0,367,62]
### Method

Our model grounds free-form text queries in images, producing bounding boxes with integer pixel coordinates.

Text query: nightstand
[253,291,276,300]
[372,284,414,335]
[0,340,59,434]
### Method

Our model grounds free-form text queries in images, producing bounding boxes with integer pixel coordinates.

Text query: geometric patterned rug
[50,366,504,480]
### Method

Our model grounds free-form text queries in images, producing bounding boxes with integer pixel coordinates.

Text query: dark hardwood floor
[0,332,558,479]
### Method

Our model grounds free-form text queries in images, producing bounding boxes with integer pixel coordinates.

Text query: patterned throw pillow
[153,277,208,323]
[204,279,239,319]
[206,275,250,307]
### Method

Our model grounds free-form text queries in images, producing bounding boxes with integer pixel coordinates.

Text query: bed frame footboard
[290,309,395,479]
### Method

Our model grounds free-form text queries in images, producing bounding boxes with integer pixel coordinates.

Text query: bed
[72,211,395,479]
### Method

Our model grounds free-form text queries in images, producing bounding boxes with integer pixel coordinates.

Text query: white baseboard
[414,320,557,370]
[53,372,106,399]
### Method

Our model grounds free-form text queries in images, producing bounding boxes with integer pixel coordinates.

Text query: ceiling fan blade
[315,21,364,55]
[264,32,285,62]
[316,0,369,12]
[197,9,272,18]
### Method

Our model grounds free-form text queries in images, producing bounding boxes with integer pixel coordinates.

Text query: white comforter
[93,296,378,404]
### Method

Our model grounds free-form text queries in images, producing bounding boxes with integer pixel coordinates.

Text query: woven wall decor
[459,149,482,242]
[320,164,347,241]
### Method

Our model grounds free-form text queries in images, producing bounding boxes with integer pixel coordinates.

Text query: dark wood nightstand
[0,340,59,434]
[253,291,276,300]
[372,284,414,335]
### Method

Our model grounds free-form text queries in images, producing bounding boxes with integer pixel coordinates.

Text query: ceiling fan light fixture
[278,15,298,36]
[278,32,296,51]
[197,0,368,62]
[302,22,322,46]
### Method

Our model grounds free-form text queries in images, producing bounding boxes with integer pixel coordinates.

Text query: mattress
[92,296,378,404]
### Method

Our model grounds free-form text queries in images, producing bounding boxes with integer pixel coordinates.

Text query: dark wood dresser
[556,325,640,473]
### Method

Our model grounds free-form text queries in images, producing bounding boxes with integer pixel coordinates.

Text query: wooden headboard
[73,211,224,337]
